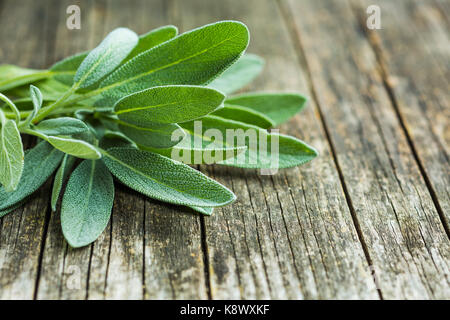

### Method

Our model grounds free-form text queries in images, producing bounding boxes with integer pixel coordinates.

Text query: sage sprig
[0,21,318,248]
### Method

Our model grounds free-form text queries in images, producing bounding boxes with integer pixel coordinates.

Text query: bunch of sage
[0,21,317,247]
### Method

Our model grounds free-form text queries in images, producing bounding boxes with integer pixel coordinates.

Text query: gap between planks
[348,1,450,239]
[276,0,383,300]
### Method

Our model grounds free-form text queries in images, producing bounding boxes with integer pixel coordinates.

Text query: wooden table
[0,0,448,300]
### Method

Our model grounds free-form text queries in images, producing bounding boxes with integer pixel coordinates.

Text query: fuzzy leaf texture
[0,142,64,214]
[61,159,114,247]
[74,28,138,88]
[114,85,225,124]
[51,154,76,211]
[99,21,249,104]
[102,147,236,207]
[0,118,24,191]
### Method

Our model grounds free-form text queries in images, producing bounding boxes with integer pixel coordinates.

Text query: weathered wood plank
[0,0,57,300]
[284,0,450,299]
[36,0,101,300]
[354,0,449,230]
[179,0,378,299]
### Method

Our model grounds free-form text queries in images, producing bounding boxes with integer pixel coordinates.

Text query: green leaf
[226,93,308,126]
[102,147,236,207]
[141,131,247,164]
[0,200,26,218]
[61,160,114,247]
[118,120,184,149]
[26,128,101,159]
[123,25,178,63]
[0,141,64,212]
[114,85,225,124]
[22,85,43,128]
[51,154,76,211]
[0,93,20,122]
[74,28,138,88]
[0,64,52,91]
[46,136,101,159]
[181,116,318,169]
[189,206,213,215]
[34,117,89,136]
[0,118,24,191]
[50,52,88,86]
[212,104,274,128]
[208,54,264,94]
[99,21,249,104]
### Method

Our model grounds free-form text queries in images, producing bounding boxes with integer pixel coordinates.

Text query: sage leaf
[0,118,24,191]
[118,120,184,149]
[22,85,43,128]
[0,64,52,91]
[51,154,76,211]
[74,28,138,88]
[0,141,64,211]
[61,160,114,247]
[124,25,178,63]
[103,147,236,207]
[34,117,89,136]
[181,116,318,169]
[46,136,101,159]
[213,104,274,128]
[226,93,308,126]
[141,131,247,164]
[50,52,88,86]
[26,128,101,159]
[208,54,264,94]
[189,206,213,215]
[99,21,249,104]
[0,200,26,218]
[114,86,225,124]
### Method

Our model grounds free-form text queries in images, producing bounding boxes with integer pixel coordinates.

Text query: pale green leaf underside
[0,142,64,212]
[51,154,76,211]
[0,119,24,191]
[61,160,114,248]
[0,64,52,91]
[74,28,138,88]
[114,85,225,124]
[118,120,184,149]
[226,93,308,126]
[99,21,249,104]
[208,53,264,94]
[182,116,318,169]
[213,103,275,129]
[34,117,89,136]
[103,147,236,207]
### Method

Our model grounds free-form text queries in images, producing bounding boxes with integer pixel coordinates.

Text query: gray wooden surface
[0,0,448,299]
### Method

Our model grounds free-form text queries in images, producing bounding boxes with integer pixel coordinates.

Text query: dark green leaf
[0,141,64,212]
[103,147,236,207]
[50,52,88,86]
[99,21,249,104]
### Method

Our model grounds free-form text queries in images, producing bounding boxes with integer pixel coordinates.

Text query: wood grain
[178,0,378,299]
[0,0,448,300]
[283,0,450,299]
